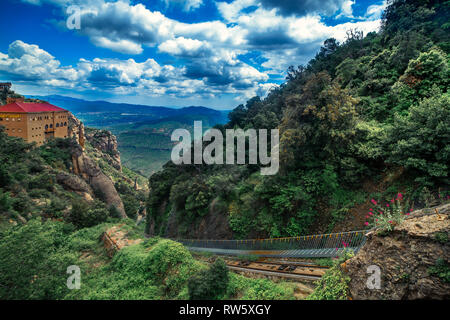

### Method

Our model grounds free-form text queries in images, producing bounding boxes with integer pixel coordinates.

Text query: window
[45,124,48,129]
[64,122,67,126]
[56,123,59,127]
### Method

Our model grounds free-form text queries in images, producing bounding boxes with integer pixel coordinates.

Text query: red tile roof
[0,102,67,113]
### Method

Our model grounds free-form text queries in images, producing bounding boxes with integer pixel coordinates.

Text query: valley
[29,95,230,176]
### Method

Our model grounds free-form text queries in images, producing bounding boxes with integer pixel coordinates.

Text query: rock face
[85,129,122,171]
[71,143,127,218]
[67,112,127,218]
[55,172,94,202]
[101,224,143,257]
[68,112,85,149]
[345,203,450,300]
[164,197,233,239]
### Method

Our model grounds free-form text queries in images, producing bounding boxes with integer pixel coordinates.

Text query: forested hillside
[146,0,450,239]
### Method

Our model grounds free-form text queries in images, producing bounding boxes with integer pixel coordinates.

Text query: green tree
[387,92,450,185]
[188,258,229,300]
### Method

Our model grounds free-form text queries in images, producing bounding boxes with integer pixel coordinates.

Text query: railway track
[224,259,328,281]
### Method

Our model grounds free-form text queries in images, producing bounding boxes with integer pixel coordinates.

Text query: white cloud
[366,1,388,20]
[164,0,203,12]
[92,37,144,55]
[158,37,209,56]
[0,40,79,82]
[11,0,385,105]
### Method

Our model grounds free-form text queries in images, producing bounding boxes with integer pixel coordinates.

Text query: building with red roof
[0,98,70,146]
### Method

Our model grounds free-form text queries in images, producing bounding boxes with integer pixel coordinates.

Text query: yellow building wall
[0,111,69,146]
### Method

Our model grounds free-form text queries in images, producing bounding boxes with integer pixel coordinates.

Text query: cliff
[85,128,122,171]
[68,113,127,218]
[344,203,450,299]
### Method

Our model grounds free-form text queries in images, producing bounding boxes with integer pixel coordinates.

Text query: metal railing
[175,230,368,258]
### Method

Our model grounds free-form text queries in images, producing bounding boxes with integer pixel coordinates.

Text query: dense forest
[146,0,450,239]
[0,0,449,301]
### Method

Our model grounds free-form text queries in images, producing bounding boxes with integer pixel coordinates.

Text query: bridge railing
[175,230,368,252]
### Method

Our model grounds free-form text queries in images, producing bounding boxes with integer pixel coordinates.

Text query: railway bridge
[176,230,368,258]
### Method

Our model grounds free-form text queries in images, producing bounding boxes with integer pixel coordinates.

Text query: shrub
[0,188,12,213]
[188,258,229,300]
[428,258,450,283]
[0,219,78,299]
[307,250,353,300]
[28,172,55,191]
[121,194,140,220]
[68,200,109,229]
[365,193,410,232]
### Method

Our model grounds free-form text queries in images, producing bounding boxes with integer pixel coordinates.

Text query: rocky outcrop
[71,143,127,218]
[101,224,143,257]
[345,203,450,300]
[68,112,85,149]
[85,129,121,170]
[56,171,94,202]
[67,112,127,218]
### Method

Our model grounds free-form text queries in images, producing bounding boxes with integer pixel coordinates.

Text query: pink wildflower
[371,199,377,205]
[386,203,389,207]
[364,222,369,226]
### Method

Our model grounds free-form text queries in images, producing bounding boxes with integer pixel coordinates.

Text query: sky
[0,0,387,110]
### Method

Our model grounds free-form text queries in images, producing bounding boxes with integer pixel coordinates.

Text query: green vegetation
[365,193,410,232]
[307,251,354,300]
[0,218,300,300]
[146,0,450,238]
[428,258,450,283]
[434,232,449,244]
[188,258,229,300]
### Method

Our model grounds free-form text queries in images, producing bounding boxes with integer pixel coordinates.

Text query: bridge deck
[187,246,362,258]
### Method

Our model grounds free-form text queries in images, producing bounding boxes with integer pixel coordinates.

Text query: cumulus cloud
[365,1,388,20]
[258,0,349,17]
[163,0,203,12]
[158,37,211,57]
[0,40,269,101]
[13,0,384,105]
[0,40,79,82]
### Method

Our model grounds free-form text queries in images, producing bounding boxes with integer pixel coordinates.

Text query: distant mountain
[27,94,231,176]
[29,94,227,115]
[28,95,230,127]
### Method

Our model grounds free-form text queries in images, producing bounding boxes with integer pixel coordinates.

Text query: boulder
[345,203,450,300]
[56,171,94,201]
[71,143,127,218]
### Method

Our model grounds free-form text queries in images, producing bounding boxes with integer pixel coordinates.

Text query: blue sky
[0,0,386,110]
